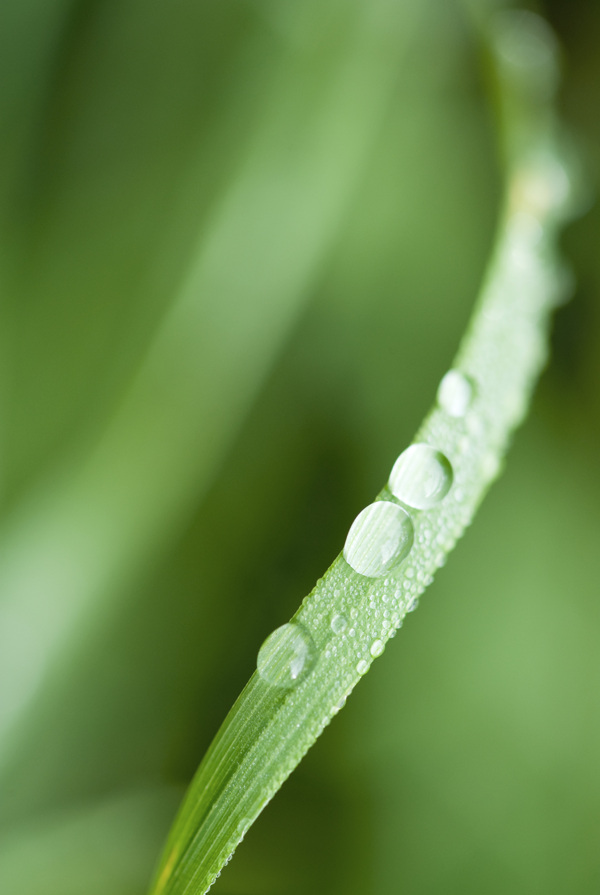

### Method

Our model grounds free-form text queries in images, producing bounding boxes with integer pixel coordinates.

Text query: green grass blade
[0,788,179,895]
[149,11,585,895]
[0,1,408,776]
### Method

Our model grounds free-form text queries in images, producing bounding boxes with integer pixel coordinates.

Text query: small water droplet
[389,444,453,510]
[330,613,347,634]
[356,659,369,675]
[370,639,385,658]
[466,415,485,438]
[333,695,347,713]
[257,623,315,689]
[237,819,250,839]
[343,501,414,578]
[437,370,473,417]
[481,451,501,480]
[406,596,419,612]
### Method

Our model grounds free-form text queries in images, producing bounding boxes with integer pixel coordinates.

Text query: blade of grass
[0,788,180,895]
[0,1,419,789]
[149,10,586,895]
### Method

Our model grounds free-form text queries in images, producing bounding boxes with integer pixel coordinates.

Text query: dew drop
[333,695,347,713]
[330,613,348,634]
[406,596,419,612]
[356,659,370,675]
[437,370,473,418]
[257,623,315,689]
[237,819,250,839]
[481,451,501,481]
[343,501,414,578]
[389,444,453,510]
[370,639,385,658]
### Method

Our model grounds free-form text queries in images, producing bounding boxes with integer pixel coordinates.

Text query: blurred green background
[0,1,598,893]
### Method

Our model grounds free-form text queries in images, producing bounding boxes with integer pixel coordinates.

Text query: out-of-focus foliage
[0,1,598,894]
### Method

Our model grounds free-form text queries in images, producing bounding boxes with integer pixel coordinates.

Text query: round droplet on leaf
[437,370,473,417]
[257,623,315,689]
[389,444,453,510]
[330,613,348,634]
[370,639,385,658]
[343,501,414,578]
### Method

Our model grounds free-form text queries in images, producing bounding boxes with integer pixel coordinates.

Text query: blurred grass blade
[0,788,180,895]
[0,3,417,784]
[149,11,586,895]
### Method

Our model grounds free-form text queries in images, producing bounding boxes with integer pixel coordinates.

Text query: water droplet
[437,370,473,417]
[343,501,414,578]
[389,444,453,510]
[481,451,501,481]
[370,639,385,658]
[237,819,250,839]
[466,414,485,438]
[356,659,369,675]
[330,613,347,634]
[406,596,419,612]
[257,623,315,689]
[333,695,347,714]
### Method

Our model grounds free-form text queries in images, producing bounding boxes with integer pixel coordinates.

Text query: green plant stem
[148,10,585,895]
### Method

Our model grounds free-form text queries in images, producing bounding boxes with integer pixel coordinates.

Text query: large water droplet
[356,659,369,675]
[257,623,315,689]
[343,502,414,578]
[389,444,453,510]
[437,370,473,417]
